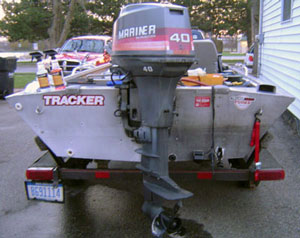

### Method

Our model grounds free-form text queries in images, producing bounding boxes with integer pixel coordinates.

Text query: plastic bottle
[50,59,66,90]
[37,61,51,92]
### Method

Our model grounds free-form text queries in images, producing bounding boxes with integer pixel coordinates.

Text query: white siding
[260,0,300,118]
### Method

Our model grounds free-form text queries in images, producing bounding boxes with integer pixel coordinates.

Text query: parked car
[192,29,205,40]
[56,35,112,75]
[244,43,254,68]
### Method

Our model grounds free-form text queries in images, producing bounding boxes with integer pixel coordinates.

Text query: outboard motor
[112,2,195,236]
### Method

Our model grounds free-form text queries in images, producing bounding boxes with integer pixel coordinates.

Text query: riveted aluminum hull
[6,84,294,162]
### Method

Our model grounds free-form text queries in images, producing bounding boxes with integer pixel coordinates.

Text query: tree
[0,0,127,47]
[249,0,260,46]
[0,0,253,48]
[48,0,79,48]
[151,0,250,38]
[172,0,249,37]
[84,0,127,36]
[0,0,91,47]
[0,0,51,42]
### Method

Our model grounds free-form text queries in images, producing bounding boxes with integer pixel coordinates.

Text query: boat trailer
[6,2,294,237]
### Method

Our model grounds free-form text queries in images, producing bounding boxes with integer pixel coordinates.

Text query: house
[258,0,300,118]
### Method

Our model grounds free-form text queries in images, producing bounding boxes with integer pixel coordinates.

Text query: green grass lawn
[17,61,35,65]
[14,73,35,89]
[222,60,244,64]
[222,52,245,56]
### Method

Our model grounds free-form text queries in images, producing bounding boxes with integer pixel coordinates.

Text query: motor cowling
[112,2,195,78]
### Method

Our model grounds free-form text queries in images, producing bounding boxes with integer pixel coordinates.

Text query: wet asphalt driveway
[0,100,300,238]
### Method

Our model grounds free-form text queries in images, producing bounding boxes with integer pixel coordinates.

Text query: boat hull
[6,84,294,163]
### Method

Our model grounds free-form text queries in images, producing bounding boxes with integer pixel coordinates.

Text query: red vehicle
[56,35,112,75]
[244,43,254,68]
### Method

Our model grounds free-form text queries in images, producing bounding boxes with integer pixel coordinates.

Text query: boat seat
[190,39,219,73]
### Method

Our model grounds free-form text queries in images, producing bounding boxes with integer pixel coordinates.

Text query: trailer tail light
[26,167,54,181]
[254,169,285,181]
[95,171,110,179]
[197,171,213,179]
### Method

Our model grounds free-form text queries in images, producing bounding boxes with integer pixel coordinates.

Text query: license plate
[25,181,64,203]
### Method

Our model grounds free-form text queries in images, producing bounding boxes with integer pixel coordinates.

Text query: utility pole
[252,0,260,76]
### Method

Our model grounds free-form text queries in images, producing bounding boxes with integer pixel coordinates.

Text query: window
[61,39,105,53]
[282,0,292,22]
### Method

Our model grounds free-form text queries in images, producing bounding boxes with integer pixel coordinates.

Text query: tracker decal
[43,95,105,106]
